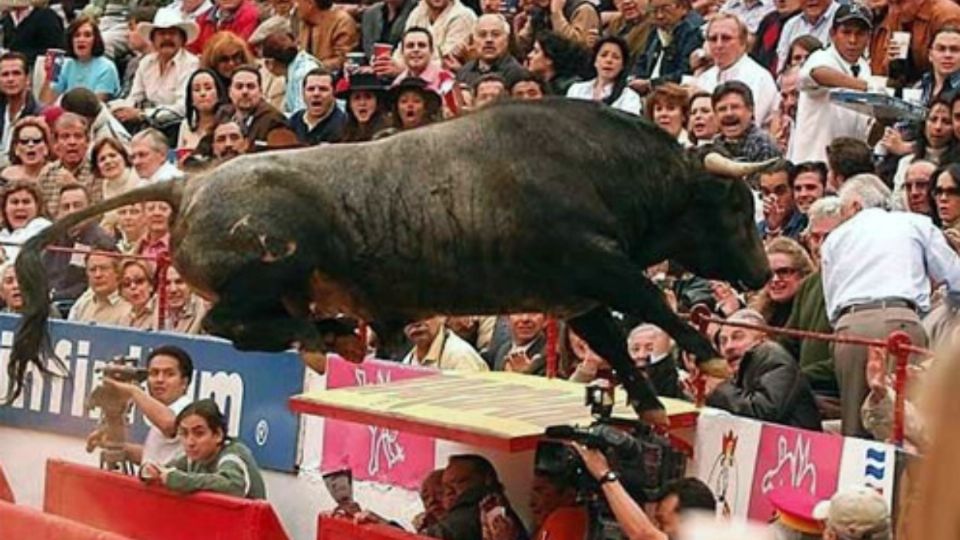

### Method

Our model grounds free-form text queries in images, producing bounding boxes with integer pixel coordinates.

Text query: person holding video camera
[86,345,193,465]
[570,443,716,540]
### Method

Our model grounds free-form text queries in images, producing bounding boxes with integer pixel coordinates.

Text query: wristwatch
[598,470,620,485]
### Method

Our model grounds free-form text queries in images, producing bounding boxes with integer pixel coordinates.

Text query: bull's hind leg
[568,308,667,426]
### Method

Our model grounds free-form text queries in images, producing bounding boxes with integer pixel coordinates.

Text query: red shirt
[534,507,588,540]
[189,0,260,55]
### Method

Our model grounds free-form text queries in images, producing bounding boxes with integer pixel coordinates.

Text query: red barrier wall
[0,460,13,503]
[317,516,435,540]
[0,499,132,540]
[43,459,289,540]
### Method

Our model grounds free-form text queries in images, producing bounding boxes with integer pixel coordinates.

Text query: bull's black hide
[7,99,770,423]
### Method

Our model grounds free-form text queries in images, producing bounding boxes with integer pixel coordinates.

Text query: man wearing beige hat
[813,486,892,540]
[112,10,200,125]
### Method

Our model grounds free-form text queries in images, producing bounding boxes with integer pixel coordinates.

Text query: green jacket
[164,440,266,500]
[779,271,838,394]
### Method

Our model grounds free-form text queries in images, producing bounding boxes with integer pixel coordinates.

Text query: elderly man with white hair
[628,323,683,398]
[130,128,183,182]
[822,173,960,438]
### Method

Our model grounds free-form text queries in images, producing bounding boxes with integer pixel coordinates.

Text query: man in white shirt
[720,0,775,34]
[401,316,489,371]
[403,0,477,59]
[775,0,838,69]
[130,129,183,182]
[87,346,194,465]
[821,174,960,437]
[694,13,779,127]
[788,3,875,164]
[113,10,201,125]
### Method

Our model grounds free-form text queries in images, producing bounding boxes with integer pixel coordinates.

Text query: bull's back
[175,101,692,312]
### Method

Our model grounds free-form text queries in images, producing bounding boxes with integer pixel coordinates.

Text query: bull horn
[704,153,779,178]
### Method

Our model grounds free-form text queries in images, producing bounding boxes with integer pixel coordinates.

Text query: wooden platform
[290,371,699,452]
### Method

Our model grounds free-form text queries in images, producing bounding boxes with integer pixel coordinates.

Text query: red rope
[686,305,922,447]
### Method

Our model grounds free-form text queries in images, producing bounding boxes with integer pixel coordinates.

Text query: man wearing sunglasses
[822,174,960,438]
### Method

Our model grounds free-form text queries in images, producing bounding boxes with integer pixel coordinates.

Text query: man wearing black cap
[788,3,876,164]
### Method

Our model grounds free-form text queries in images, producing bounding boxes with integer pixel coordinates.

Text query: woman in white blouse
[566,36,642,116]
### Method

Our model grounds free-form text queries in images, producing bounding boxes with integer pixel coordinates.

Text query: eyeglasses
[932,45,960,54]
[771,267,799,278]
[121,277,147,288]
[18,137,43,146]
[933,186,960,197]
[216,52,245,64]
[707,34,736,43]
[903,180,930,191]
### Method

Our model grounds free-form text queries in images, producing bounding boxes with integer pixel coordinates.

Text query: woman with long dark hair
[889,95,954,208]
[565,36,642,115]
[336,72,391,143]
[928,163,960,253]
[525,31,591,96]
[179,68,229,150]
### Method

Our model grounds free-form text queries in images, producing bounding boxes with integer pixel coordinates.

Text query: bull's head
[672,153,773,290]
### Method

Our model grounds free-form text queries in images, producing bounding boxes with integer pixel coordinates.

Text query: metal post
[155,254,170,331]
[885,331,912,448]
[545,318,558,379]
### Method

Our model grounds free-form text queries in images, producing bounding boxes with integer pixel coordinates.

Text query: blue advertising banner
[0,314,305,472]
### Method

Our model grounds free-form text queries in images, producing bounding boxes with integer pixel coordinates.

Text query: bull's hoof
[640,408,669,428]
[698,358,732,378]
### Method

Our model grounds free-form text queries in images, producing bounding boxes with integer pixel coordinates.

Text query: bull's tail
[6,180,185,403]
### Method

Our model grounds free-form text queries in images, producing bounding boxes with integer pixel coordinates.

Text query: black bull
[7,99,771,423]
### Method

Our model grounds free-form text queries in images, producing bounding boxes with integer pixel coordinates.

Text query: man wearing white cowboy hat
[112,10,200,125]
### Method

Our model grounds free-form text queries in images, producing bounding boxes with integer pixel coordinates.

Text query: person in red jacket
[190,0,260,54]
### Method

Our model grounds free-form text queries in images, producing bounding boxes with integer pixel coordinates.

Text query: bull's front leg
[568,307,667,426]
[611,277,729,378]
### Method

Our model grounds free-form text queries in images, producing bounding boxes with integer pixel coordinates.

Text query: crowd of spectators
[0,0,958,533]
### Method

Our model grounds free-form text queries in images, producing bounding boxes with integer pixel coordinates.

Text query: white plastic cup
[891,32,911,60]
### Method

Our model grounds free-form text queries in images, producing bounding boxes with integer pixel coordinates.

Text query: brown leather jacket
[870,0,960,80]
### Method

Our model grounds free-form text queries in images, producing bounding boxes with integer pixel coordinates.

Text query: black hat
[833,3,873,30]
[387,77,442,110]
[335,72,388,100]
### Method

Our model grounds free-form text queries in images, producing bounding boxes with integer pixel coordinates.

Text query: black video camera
[535,385,686,504]
[98,357,149,384]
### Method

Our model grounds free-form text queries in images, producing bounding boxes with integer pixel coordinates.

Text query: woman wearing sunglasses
[929,163,960,253]
[0,118,61,190]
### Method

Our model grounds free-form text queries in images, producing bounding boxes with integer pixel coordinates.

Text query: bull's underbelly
[308,267,597,322]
